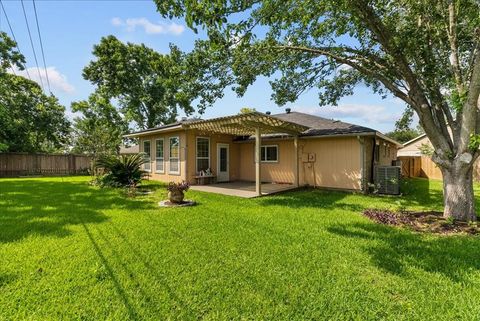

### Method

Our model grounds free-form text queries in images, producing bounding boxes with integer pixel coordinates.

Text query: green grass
[1,176,480,320]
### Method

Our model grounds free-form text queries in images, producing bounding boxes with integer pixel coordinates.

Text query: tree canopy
[0,33,70,153]
[71,93,127,157]
[83,35,225,130]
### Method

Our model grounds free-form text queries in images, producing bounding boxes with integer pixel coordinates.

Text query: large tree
[0,33,70,153]
[83,35,216,130]
[156,0,480,221]
[71,93,128,158]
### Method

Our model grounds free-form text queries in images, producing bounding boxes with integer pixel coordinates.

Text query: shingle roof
[271,112,375,136]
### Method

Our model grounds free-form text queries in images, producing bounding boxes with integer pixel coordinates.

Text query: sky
[0,0,410,132]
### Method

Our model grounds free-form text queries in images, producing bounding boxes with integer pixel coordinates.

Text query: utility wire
[32,0,51,93]
[20,0,44,90]
[0,0,32,80]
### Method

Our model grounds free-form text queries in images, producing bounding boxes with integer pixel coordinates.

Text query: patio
[190,181,298,198]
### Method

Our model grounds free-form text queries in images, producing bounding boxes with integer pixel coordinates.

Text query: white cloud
[111,17,185,35]
[9,66,75,94]
[294,104,402,124]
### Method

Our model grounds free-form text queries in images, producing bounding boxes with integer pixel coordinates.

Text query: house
[398,134,480,181]
[125,109,402,196]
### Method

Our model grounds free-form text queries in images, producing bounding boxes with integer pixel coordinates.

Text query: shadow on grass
[257,188,365,212]
[0,179,152,243]
[327,222,480,282]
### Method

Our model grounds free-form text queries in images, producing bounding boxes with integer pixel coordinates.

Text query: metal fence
[0,153,92,177]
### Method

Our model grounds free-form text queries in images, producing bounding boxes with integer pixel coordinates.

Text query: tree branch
[446,1,464,94]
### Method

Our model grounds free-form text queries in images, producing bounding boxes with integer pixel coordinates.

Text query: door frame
[217,143,230,182]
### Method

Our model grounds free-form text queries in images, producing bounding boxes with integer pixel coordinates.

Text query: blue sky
[0,0,408,132]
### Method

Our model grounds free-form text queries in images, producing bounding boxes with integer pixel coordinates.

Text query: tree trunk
[441,164,477,221]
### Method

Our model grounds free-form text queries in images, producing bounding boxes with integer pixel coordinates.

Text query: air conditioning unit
[375,166,401,195]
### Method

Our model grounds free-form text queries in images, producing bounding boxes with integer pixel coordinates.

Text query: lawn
[1,177,480,320]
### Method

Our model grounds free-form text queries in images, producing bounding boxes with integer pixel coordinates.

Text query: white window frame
[143,140,151,172]
[155,138,165,174]
[260,145,279,163]
[195,137,210,174]
[169,136,180,175]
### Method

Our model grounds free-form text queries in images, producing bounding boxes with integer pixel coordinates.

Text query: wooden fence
[0,153,92,177]
[399,156,480,181]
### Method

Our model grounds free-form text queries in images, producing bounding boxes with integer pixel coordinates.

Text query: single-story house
[398,134,480,181]
[125,110,402,195]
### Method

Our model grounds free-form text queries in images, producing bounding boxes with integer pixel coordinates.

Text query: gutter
[123,124,184,138]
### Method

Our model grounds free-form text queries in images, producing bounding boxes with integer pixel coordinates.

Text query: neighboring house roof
[397,133,429,157]
[119,145,139,154]
[124,111,403,147]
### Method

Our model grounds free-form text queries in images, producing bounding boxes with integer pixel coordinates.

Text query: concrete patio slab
[190,181,297,198]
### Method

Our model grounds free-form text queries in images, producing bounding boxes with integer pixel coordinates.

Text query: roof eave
[123,124,184,138]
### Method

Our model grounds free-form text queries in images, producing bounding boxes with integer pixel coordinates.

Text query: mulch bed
[363,209,480,235]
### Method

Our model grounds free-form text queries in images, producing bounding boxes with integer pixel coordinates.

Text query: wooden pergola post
[294,135,299,187]
[255,127,262,196]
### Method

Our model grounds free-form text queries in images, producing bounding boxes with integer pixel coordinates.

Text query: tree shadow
[257,188,365,212]
[0,179,152,243]
[327,222,480,282]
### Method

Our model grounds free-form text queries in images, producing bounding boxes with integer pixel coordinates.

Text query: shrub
[167,181,190,193]
[94,153,147,188]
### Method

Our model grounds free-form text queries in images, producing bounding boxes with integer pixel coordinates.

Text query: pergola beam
[255,127,262,196]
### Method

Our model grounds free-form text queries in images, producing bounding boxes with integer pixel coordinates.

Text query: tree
[83,36,200,130]
[1,33,70,153]
[386,107,422,143]
[156,0,480,221]
[239,107,256,114]
[71,93,127,158]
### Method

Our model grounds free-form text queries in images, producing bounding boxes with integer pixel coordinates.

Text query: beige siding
[238,139,296,184]
[185,130,239,183]
[237,136,363,190]
[139,131,187,183]
[377,138,398,166]
[301,137,362,190]
[398,135,430,156]
[140,129,239,184]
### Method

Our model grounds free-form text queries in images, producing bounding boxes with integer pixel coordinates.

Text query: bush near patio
[1,176,480,320]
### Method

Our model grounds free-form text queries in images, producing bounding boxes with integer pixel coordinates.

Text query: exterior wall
[139,129,393,191]
[238,139,296,184]
[139,131,188,183]
[398,135,430,156]
[237,136,363,190]
[300,137,362,190]
[139,129,239,184]
[185,130,239,183]
[376,138,398,166]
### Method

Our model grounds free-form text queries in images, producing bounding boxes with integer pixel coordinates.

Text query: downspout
[184,128,188,183]
[357,136,365,193]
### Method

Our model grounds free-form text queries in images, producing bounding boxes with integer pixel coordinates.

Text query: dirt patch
[363,209,480,235]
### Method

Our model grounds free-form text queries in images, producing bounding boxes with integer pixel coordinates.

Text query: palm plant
[94,153,147,187]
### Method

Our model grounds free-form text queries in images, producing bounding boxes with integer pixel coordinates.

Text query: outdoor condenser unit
[374,166,401,195]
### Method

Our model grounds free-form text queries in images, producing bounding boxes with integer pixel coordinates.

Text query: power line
[32,0,51,93]
[20,0,44,90]
[0,0,32,80]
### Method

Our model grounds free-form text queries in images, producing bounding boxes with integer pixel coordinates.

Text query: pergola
[185,112,309,196]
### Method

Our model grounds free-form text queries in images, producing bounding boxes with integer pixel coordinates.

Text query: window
[260,145,278,162]
[169,136,180,174]
[196,137,210,173]
[143,140,151,172]
[374,144,380,162]
[155,138,164,173]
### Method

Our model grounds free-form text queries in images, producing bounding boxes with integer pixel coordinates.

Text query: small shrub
[167,181,190,193]
[94,154,147,188]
